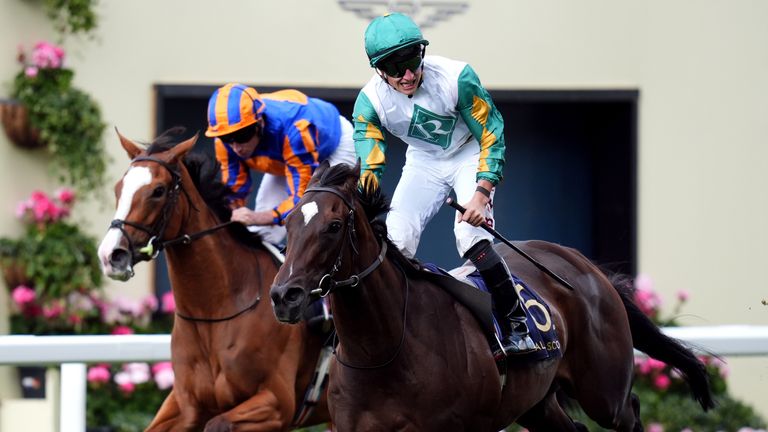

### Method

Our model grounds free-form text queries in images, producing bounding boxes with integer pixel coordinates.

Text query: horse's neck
[164,203,274,318]
[331,252,409,361]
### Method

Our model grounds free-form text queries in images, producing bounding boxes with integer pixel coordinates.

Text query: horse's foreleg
[203,389,291,432]
[145,390,189,431]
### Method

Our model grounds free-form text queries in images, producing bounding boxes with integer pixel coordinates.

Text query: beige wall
[1,0,766,421]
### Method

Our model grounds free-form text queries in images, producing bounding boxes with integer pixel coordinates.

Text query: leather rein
[110,156,257,323]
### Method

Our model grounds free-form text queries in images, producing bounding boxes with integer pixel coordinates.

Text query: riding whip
[445,197,575,291]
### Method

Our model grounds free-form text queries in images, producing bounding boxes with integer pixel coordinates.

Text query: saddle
[416,262,562,373]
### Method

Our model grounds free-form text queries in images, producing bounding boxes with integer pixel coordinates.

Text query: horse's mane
[146,127,265,250]
[314,163,419,269]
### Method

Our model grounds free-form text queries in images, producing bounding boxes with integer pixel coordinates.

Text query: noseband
[303,186,387,297]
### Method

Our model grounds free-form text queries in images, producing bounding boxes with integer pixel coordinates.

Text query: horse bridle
[111,155,263,323]
[302,186,408,370]
[110,156,233,261]
[303,186,387,298]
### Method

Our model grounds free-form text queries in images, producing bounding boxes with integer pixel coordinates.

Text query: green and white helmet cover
[364,12,429,67]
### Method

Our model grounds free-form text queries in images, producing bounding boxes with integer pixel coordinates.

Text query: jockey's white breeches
[386,141,495,259]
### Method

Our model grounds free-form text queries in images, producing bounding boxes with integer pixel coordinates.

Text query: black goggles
[377,46,424,78]
[219,124,257,144]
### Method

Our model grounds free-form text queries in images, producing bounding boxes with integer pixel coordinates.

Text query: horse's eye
[327,220,343,234]
[151,185,166,198]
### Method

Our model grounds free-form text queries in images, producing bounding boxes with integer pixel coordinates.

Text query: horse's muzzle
[102,247,135,281]
[269,283,308,324]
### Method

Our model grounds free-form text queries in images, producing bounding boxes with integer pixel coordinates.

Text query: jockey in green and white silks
[354,46,505,258]
[354,12,536,355]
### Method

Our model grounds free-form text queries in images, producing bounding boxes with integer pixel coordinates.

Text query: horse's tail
[611,275,716,411]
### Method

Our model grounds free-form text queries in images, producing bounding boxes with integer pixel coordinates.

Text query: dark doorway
[153,85,636,296]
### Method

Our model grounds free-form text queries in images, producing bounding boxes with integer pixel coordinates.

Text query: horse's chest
[176,342,265,406]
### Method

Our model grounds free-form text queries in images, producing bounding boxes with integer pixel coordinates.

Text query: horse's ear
[116,128,143,159]
[345,158,362,191]
[168,132,199,162]
[309,160,331,186]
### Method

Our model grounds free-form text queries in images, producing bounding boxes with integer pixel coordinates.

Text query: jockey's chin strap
[109,156,232,260]
[304,186,387,297]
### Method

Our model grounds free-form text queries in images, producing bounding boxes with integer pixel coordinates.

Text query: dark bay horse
[97,129,330,431]
[270,161,714,432]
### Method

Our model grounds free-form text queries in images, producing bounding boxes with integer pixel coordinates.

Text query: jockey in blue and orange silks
[353,13,536,355]
[206,83,356,244]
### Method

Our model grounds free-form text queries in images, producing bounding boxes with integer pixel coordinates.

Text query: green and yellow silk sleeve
[353,91,387,189]
[457,65,505,185]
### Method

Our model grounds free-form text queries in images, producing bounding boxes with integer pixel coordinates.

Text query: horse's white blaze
[301,201,319,226]
[97,166,153,274]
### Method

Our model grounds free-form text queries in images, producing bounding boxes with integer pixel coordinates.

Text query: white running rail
[0,326,767,431]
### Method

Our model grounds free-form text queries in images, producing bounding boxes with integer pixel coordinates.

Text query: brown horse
[97,129,330,431]
[270,161,714,432]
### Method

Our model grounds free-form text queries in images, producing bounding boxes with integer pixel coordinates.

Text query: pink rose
[32,41,65,69]
[43,301,65,319]
[152,362,175,390]
[161,291,175,314]
[124,363,150,384]
[55,187,75,205]
[634,288,661,317]
[636,358,652,375]
[676,289,690,302]
[118,381,135,394]
[142,294,159,312]
[647,422,664,432]
[24,66,38,77]
[653,374,671,390]
[114,371,135,394]
[111,325,134,335]
[647,358,667,371]
[87,365,111,384]
[151,362,173,374]
[11,285,37,306]
[15,201,30,219]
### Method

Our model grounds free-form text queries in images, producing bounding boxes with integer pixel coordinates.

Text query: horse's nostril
[285,287,306,304]
[109,248,130,269]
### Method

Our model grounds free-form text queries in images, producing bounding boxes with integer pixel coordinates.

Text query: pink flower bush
[161,291,175,314]
[31,41,65,69]
[111,325,134,335]
[647,423,664,432]
[19,41,65,78]
[634,274,662,318]
[152,362,175,390]
[653,374,671,391]
[103,294,159,329]
[87,365,111,384]
[11,285,36,306]
[15,188,75,226]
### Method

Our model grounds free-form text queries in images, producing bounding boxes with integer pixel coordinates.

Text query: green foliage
[11,65,107,195]
[43,0,99,37]
[16,221,102,298]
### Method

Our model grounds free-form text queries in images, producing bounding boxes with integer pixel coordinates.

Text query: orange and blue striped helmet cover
[205,83,265,137]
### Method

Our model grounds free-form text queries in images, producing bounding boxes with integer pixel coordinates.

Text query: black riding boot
[465,240,536,355]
